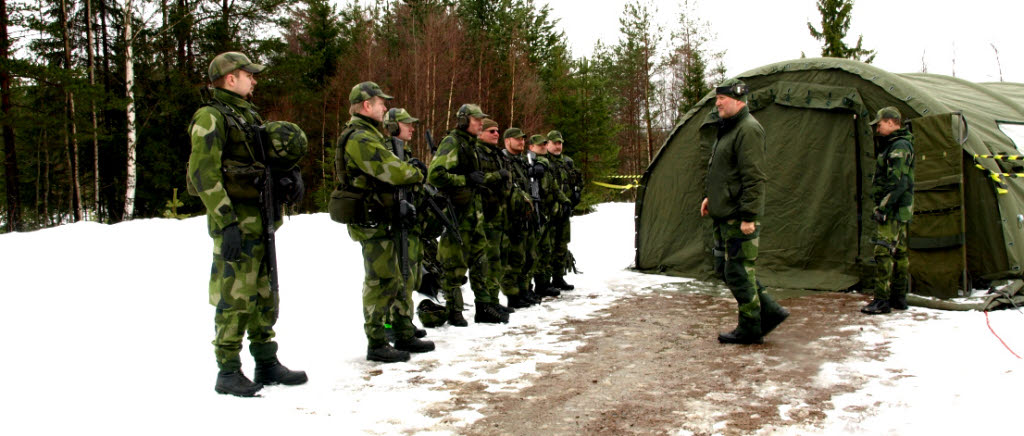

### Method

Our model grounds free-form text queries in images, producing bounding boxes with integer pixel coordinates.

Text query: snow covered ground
[2,202,1023,435]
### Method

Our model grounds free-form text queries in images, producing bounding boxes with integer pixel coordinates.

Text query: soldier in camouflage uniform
[500,128,541,307]
[337,82,434,363]
[862,107,915,315]
[428,104,509,325]
[188,52,307,397]
[474,119,523,312]
[526,134,570,298]
[700,79,788,345]
[545,130,582,291]
[382,108,435,338]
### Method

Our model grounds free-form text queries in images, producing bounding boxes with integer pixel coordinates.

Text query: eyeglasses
[486,129,499,134]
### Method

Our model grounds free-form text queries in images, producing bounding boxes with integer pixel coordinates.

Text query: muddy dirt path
[434,287,917,435]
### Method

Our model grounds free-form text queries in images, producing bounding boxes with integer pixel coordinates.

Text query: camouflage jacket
[501,149,535,229]
[872,128,915,222]
[704,106,766,222]
[547,153,580,209]
[187,88,275,237]
[339,114,423,241]
[527,151,569,221]
[427,128,479,207]
[475,138,511,220]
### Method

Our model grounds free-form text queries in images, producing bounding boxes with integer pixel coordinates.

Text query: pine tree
[807,0,875,63]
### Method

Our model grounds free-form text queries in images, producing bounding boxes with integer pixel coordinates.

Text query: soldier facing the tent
[188,52,308,396]
[700,78,789,345]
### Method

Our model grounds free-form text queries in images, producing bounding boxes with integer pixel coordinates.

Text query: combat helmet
[261,121,308,170]
[417,299,448,328]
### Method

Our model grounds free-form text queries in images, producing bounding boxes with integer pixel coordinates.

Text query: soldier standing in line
[382,108,435,339]
[188,52,307,396]
[545,130,581,291]
[526,134,569,298]
[336,82,434,363]
[475,119,523,313]
[427,104,508,325]
[500,127,542,307]
[861,107,915,315]
[700,78,789,345]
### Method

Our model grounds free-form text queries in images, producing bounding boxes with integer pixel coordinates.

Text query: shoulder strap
[206,99,259,162]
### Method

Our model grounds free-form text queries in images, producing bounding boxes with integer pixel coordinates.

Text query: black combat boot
[492,302,515,314]
[254,358,308,386]
[367,344,411,363]
[474,303,509,324]
[551,275,575,291]
[761,307,790,337]
[717,329,764,345]
[524,286,542,304]
[889,293,909,310]
[507,293,532,309]
[534,276,561,298]
[215,370,264,397]
[860,298,891,315]
[415,327,428,338]
[447,309,469,327]
[394,337,436,353]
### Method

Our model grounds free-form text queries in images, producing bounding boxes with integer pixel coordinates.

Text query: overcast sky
[548,0,1023,83]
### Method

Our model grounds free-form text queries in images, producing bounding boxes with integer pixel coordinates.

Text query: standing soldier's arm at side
[188,107,238,231]
[427,137,468,188]
[346,131,423,187]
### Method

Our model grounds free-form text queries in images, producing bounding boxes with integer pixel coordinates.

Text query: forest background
[0,0,878,232]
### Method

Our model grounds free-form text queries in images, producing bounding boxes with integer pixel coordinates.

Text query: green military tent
[635,58,1024,299]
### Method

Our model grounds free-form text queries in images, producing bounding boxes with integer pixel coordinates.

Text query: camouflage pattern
[338,114,424,347]
[263,120,308,170]
[457,104,488,120]
[547,153,578,276]
[869,106,902,125]
[500,149,535,294]
[427,128,491,310]
[388,108,419,124]
[713,220,785,337]
[503,127,526,139]
[475,138,516,300]
[547,130,564,143]
[349,81,394,105]
[871,126,914,301]
[188,87,280,371]
[872,220,909,300]
[871,128,915,222]
[525,152,567,278]
[208,51,265,82]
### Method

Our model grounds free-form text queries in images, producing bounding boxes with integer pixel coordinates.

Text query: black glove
[399,200,417,228]
[498,168,510,181]
[527,163,545,178]
[409,158,428,179]
[466,171,486,186]
[872,207,887,224]
[275,168,305,205]
[221,224,242,262]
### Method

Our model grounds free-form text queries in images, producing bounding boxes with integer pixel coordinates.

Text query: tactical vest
[442,129,481,207]
[476,140,508,220]
[186,96,267,200]
[328,120,396,226]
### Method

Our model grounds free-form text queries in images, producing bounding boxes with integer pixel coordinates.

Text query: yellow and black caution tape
[592,180,640,191]
[605,174,644,179]
[973,161,1010,195]
[974,154,1024,161]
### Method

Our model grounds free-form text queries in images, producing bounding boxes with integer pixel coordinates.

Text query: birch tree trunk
[123,0,138,220]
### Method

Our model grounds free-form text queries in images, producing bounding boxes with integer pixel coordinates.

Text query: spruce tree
[807,0,875,63]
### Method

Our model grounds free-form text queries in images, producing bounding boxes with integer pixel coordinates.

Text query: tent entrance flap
[907,112,967,298]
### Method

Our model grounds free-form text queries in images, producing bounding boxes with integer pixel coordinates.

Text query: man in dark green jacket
[862,107,915,315]
[700,78,788,345]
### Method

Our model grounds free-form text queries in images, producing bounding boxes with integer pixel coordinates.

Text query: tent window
[998,122,1024,154]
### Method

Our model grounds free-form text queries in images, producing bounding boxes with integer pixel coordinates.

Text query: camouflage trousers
[550,216,573,276]
[873,220,909,300]
[360,235,418,348]
[502,224,533,295]
[484,220,515,300]
[437,198,491,310]
[208,232,278,372]
[713,219,785,337]
[528,221,554,278]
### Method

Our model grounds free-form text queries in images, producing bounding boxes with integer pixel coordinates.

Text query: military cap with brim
[390,108,419,124]
[349,81,394,105]
[460,104,489,119]
[547,130,564,143]
[481,118,499,130]
[869,106,902,125]
[503,127,526,139]
[208,52,266,82]
[529,134,548,146]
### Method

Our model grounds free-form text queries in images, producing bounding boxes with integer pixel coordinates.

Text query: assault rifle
[425,129,438,156]
[423,129,463,244]
[526,151,543,226]
[253,127,280,295]
[391,137,414,281]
